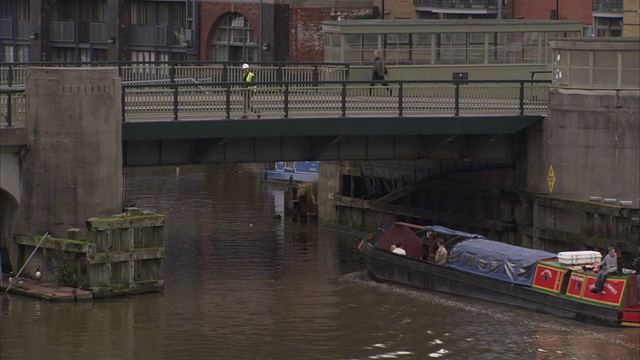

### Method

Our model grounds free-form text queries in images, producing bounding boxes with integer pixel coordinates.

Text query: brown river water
[1,164,638,360]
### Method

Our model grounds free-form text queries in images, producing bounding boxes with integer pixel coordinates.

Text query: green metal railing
[0,88,26,127]
[120,79,549,121]
[1,78,549,126]
[0,61,350,89]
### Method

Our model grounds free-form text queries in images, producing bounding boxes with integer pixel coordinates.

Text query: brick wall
[288,7,371,62]
[199,2,372,63]
[512,0,593,24]
[199,3,261,61]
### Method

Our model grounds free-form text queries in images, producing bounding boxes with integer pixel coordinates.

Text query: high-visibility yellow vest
[244,72,257,92]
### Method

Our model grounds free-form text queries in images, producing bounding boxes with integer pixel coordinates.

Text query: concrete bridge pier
[6,67,123,274]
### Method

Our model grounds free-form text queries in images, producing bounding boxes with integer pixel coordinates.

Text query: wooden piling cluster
[12,207,165,299]
[86,207,165,297]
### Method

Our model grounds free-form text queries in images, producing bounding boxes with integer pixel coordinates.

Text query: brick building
[0,0,199,63]
[199,0,375,63]
[2,0,634,64]
[511,0,624,36]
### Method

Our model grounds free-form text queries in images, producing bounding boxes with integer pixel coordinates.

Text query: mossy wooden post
[285,184,299,216]
[86,209,165,298]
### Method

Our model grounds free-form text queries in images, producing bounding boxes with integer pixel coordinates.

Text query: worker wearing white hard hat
[241,63,259,119]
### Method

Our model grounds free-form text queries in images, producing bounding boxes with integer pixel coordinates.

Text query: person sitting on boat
[591,246,618,293]
[391,244,406,256]
[633,254,640,274]
[434,239,448,266]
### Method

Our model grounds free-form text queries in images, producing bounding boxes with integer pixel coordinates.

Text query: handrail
[2,78,550,127]
[120,78,550,121]
[1,61,351,89]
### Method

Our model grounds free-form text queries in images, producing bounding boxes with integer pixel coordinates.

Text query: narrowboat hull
[360,241,633,326]
[264,161,319,183]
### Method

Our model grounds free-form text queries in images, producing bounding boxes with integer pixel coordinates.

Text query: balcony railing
[50,21,75,42]
[433,0,496,9]
[414,0,434,7]
[592,0,623,13]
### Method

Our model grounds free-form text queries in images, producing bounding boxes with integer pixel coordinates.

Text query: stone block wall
[525,89,639,203]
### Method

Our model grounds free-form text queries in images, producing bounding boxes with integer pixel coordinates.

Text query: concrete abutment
[3,68,165,297]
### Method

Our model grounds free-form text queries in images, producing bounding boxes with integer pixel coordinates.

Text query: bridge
[2,42,638,298]
[2,66,548,166]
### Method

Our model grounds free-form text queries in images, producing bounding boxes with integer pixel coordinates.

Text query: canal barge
[264,161,319,183]
[359,221,640,327]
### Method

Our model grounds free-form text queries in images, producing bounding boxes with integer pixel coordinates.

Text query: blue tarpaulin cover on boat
[428,225,487,239]
[447,238,556,286]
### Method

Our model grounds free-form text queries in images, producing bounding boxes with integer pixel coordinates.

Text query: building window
[51,47,76,62]
[131,1,155,25]
[17,0,30,19]
[210,12,257,62]
[0,45,28,63]
[594,17,623,37]
[94,0,107,22]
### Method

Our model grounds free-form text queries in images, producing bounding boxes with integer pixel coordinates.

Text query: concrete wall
[524,90,639,203]
[14,67,123,244]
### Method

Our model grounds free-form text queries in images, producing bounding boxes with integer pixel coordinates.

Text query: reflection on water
[2,164,639,360]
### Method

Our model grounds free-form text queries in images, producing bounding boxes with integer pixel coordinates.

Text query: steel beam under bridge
[122,114,543,166]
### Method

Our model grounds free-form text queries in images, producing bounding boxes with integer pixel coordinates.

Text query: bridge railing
[0,61,350,88]
[121,79,550,121]
[1,79,549,126]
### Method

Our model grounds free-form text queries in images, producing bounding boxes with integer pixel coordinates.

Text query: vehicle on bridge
[359,221,640,327]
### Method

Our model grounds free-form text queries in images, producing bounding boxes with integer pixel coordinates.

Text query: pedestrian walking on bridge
[241,63,260,119]
[369,49,391,96]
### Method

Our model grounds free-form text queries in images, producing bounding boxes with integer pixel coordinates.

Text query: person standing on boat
[434,239,448,266]
[369,49,391,96]
[591,247,618,293]
[241,63,260,119]
[632,253,640,273]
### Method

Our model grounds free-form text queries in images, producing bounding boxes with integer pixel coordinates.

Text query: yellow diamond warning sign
[547,165,555,193]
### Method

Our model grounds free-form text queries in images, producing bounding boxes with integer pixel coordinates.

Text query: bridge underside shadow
[122,115,543,166]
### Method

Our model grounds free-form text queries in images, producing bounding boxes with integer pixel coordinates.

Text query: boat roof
[427,225,486,239]
[448,238,556,286]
